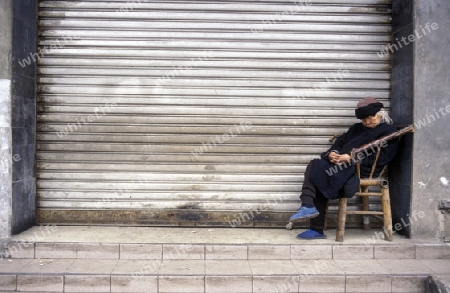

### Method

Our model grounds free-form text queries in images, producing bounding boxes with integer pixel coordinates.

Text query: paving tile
[112,260,161,276]
[64,275,110,293]
[205,245,247,259]
[333,245,374,259]
[0,259,33,273]
[18,259,74,274]
[346,275,391,293]
[291,245,332,260]
[248,245,291,260]
[159,260,205,275]
[4,242,34,259]
[419,259,450,274]
[0,275,16,291]
[120,244,162,259]
[253,275,299,293]
[205,260,252,275]
[65,259,118,274]
[75,243,120,259]
[292,260,344,276]
[206,276,252,293]
[374,245,415,259]
[111,275,158,293]
[299,275,345,293]
[35,243,77,259]
[334,259,389,275]
[249,260,297,275]
[163,244,204,260]
[159,276,204,293]
[392,276,427,293]
[415,244,443,259]
[17,275,63,292]
[377,259,434,275]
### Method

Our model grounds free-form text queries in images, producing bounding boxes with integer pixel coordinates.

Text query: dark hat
[355,97,384,119]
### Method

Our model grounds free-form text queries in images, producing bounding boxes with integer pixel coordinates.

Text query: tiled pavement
[0,226,449,292]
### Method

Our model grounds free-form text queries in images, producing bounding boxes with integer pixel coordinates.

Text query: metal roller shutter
[36,0,392,226]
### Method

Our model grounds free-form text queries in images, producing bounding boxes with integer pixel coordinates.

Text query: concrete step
[1,258,449,292]
[3,240,450,261]
[5,226,450,260]
[0,226,448,292]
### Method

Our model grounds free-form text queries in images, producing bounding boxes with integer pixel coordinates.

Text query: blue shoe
[296,229,326,240]
[289,206,319,222]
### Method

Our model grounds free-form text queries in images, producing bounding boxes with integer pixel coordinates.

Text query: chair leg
[335,198,348,242]
[362,189,371,230]
[381,187,393,241]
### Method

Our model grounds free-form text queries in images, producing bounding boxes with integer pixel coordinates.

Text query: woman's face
[361,115,381,128]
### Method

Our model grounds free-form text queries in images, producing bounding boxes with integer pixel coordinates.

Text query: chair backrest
[350,125,414,180]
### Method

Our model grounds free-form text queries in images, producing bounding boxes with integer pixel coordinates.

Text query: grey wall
[0,0,13,248]
[10,0,37,234]
[411,0,450,239]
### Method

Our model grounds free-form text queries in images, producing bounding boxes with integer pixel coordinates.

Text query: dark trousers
[300,160,329,231]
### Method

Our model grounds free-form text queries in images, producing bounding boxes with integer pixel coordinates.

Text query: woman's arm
[321,124,358,160]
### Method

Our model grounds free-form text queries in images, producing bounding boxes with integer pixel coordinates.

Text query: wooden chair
[335,125,414,242]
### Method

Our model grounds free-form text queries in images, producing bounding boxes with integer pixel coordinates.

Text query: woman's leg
[309,191,329,233]
[290,160,320,222]
[299,160,316,206]
[293,160,328,238]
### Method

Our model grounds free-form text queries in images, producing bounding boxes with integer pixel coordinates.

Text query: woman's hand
[336,154,351,164]
[328,151,340,164]
[329,152,351,164]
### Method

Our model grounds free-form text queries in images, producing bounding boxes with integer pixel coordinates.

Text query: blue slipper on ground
[289,206,319,222]
[296,229,326,240]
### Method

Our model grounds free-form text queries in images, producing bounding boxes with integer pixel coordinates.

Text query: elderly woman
[290,97,398,239]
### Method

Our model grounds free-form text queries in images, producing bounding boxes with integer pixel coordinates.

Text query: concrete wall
[390,0,415,237]
[0,0,13,249]
[411,0,450,239]
[10,0,37,234]
[0,0,37,248]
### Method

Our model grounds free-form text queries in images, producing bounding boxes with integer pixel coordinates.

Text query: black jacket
[308,122,398,200]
